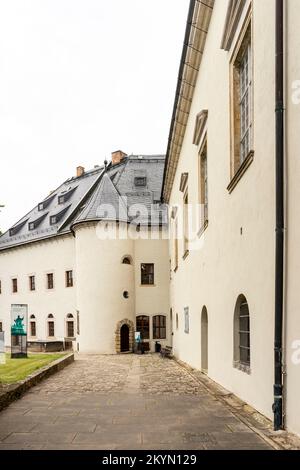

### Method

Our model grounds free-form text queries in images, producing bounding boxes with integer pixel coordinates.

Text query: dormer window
[58,186,78,205]
[134,177,147,187]
[50,205,71,225]
[9,219,29,237]
[38,193,56,211]
[28,213,48,231]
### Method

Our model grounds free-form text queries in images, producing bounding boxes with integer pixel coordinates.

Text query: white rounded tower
[72,173,136,354]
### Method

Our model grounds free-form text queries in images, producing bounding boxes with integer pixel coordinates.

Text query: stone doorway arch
[115,319,134,353]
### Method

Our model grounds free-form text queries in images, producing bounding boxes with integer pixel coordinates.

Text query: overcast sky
[0,0,189,231]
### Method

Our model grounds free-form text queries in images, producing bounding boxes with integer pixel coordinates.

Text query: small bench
[160,346,173,358]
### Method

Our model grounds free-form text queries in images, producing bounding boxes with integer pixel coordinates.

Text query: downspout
[273,0,285,432]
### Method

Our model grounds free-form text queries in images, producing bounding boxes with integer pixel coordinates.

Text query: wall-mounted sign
[11,304,28,336]
[10,304,28,358]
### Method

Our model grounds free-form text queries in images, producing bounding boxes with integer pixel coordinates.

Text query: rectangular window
[184,307,189,334]
[183,190,189,255]
[67,321,74,338]
[65,270,73,287]
[134,177,147,187]
[174,218,179,271]
[136,315,150,340]
[47,273,54,290]
[0,280,2,294]
[30,321,36,337]
[12,278,18,293]
[199,140,208,228]
[48,321,55,337]
[231,23,252,176]
[77,310,80,335]
[29,275,35,291]
[153,315,166,340]
[239,43,251,163]
[0,321,3,332]
[141,263,154,285]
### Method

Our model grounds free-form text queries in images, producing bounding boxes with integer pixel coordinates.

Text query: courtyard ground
[0,354,273,450]
[0,353,66,384]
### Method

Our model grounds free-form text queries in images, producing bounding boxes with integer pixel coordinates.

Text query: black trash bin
[155,341,161,353]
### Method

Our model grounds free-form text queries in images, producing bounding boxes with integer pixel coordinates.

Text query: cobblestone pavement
[0,354,272,450]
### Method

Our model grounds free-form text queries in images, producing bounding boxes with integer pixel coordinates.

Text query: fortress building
[0,152,170,354]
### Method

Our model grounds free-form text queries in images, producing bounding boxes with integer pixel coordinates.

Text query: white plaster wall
[169,0,278,423]
[0,235,76,345]
[134,227,170,351]
[74,222,136,354]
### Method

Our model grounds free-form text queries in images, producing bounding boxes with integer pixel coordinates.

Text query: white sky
[0,0,189,231]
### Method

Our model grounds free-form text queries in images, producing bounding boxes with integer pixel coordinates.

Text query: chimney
[111,150,127,166]
[76,166,85,178]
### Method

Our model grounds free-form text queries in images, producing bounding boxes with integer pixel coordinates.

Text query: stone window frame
[46,272,54,290]
[198,135,209,237]
[182,187,189,260]
[66,313,75,339]
[228,9,254,193]
[136,315,150,340]
[12,277,18,293]
[65,270,73,288]
[171,205,179,273]
[153,315,167,340]
[184,307,189,334]
[29,314,37,338]
[47,314,55,338]
[29,274,36,292]
[233,294,251,375]
[141,263,155,286]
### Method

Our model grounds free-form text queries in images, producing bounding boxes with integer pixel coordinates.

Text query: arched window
[30,314,36,337]
[234,295,251,370]
[66,314,74,338]
[122,256,132,265]
[153,315,166,339]
[47,314,55,338]
[136,315,149,340]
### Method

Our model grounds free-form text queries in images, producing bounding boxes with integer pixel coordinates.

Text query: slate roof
[0,155,167,251]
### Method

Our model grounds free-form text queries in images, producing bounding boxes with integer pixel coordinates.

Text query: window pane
[136,316,149,340]
[239,315,250,332]
[153,315,166,339]
[67,321,74,337]
[30,322,36,337]
[240,346,250,365]
[141,264,154,285]
[48,321,55,337]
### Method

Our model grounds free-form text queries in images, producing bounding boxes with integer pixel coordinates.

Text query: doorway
[201,307,208,373]
[120,324,130,352]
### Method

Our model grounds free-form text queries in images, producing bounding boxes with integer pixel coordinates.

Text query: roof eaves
[162,0,215,203]
[59,168,105,233]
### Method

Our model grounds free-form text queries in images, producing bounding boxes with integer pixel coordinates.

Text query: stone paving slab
[0,354,274,450]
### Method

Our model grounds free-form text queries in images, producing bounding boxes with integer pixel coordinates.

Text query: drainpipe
[273,0,285,432]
